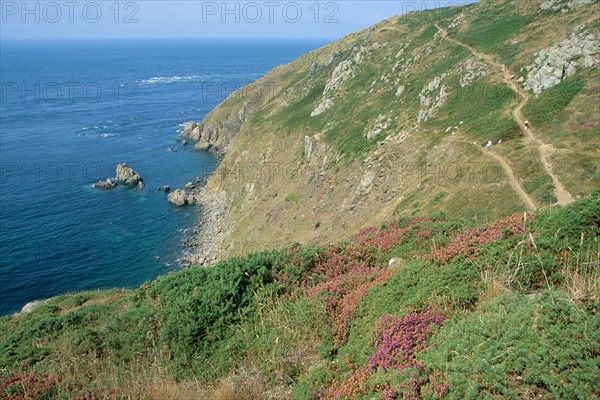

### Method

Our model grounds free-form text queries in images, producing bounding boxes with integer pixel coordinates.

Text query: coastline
[181,188,231,267]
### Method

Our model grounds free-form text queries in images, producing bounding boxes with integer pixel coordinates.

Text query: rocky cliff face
[182,101,255,155]
[187,0,600,263]
[523,24,599,95]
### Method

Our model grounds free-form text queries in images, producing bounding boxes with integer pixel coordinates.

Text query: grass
[2,190,598,398]
[2,0,600,397]
[286,193,300,203]
[523,76,585,126]
[455,1,534,65]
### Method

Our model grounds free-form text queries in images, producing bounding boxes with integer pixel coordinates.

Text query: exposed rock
[311,44,387,117]
[94,178,117,190]
[182,101,255,156]
[417,75,448,123]
[524,26,599,95]
[181,190,230,267]
[116,163,143,186]
[163,185,171,192]
[366,114,391,139]
[182,140,188,146]
[185,182,196,189]
[326,60,354,93]
[169,147,178,152]
[304,136,314,159]
[356,171,376,196]
[449,12,465,29]
[310,62,319,74]
[311,59,354,116]
[460,58,490,87]
[311,98,333,117]
[20,300,48,314]
[168,189,195,206]
[540,0,597,12]
[137,181,145,190]
[324,51,339,66]
[395,85,405,97]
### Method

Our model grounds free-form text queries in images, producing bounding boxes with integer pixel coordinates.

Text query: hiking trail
[435,23,574,208]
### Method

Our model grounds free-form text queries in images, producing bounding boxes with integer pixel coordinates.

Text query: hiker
[524,120,529,130]
[486,140,492,151]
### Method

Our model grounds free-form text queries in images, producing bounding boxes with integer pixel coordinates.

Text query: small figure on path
[524,120,529,130]
[486,140,492,151]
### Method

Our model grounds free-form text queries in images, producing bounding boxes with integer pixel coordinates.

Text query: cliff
[184,0,599,261]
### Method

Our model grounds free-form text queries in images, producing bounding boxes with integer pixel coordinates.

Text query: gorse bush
[422,293,599,399]
[1,194,598,398]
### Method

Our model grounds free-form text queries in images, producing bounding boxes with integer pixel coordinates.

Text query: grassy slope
[202,0,599,256]
[1,190,599,399]
[2,1,600,398]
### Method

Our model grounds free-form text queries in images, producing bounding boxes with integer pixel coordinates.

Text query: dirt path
[484,148,537,210]
[435,23,574,207]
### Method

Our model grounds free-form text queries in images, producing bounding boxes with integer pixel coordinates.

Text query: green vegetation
[428,77,521,142]
[523,76,585,126]
[2,191,598,399]
[456,2,533,65]
[2,0,600,397]
[286,193,301,203]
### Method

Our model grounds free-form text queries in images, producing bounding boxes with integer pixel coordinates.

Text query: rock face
[20,300,48,314]
[311,43,385,117]
[116,164,143,187]
[524,26,599,95]
[311,60,354,116]
[540,0,597,12]
[460,58,489,87]
[366,114,391,140]
[181,102,254,156]
[163,185,171,192]
[168,189,195,206]
[94,178,117,190]
[418,75,448,123]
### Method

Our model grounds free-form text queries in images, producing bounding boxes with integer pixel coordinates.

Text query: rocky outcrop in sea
[94,163,144,190]
[167,189,196,206]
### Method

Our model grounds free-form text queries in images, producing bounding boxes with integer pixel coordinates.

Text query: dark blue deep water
[0,39,327,315]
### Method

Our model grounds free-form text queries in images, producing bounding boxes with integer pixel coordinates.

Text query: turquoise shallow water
[0,39,328,315]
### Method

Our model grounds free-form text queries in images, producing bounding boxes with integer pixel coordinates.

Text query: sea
[0,38,329,316]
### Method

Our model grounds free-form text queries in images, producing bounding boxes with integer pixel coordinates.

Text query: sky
[0,1,476,40]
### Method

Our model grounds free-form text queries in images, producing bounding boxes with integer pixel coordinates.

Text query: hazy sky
[0,1,476,40]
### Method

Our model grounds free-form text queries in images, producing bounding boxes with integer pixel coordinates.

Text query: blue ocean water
[0,39,328,316]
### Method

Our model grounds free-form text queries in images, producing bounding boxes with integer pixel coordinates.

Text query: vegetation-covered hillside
[2,0,599,398]
[186,0,599,259]
[1,190,598,399]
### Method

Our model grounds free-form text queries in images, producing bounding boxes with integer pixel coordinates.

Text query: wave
[139,75,206,86]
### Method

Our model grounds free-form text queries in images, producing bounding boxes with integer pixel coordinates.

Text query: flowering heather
[369,309,445,372]
[308,266,397,343]
[0,372,58,399]
[317,309,446,399]
[430,212,534,263]
[356,218,433,253]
